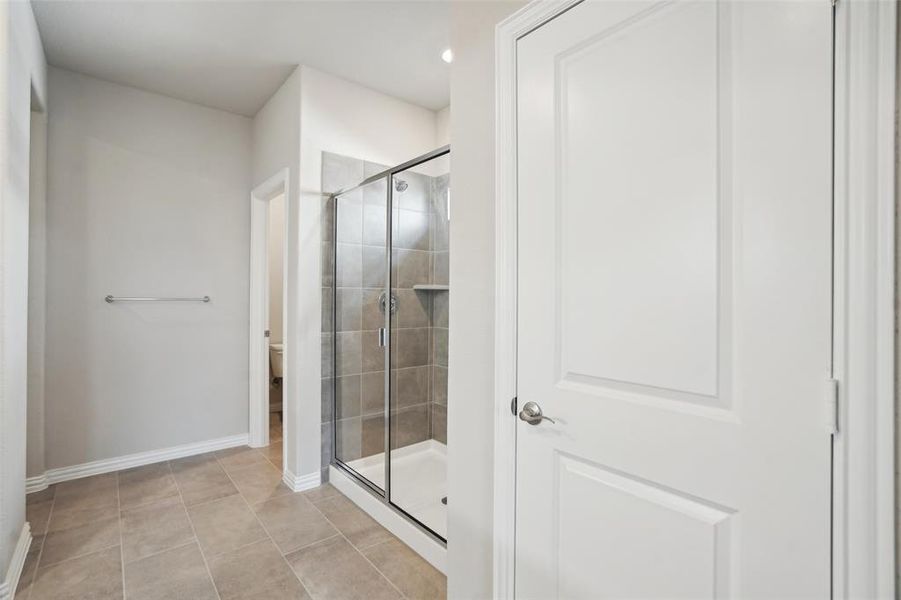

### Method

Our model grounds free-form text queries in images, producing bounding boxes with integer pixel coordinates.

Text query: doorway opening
[249,169,289,457]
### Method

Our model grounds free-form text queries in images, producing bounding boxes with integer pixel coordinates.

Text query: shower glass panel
[389,152,449,540]
[333,177,388,494]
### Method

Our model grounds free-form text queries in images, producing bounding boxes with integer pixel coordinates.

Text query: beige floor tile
[29,546,123,600]
[264,441,283,469]
[169,451,218,473]
[40,517,120,566]
[46,505,112,533]
[121,495,194,563]
[52,474,118,515]
[186,494,266,557]
[118,462,179,510]
[269,420,283,442]
[26,486,56,506]
[253,494,338,554]
[170,454,238,507]
[215,446,270,474]
[208,539,309,600]
[286,535,400,600]
[311,494,393,549]
[26,501,53,536]
[124,542,217,600]
[228,462,291,506]
[362,538,446,600]
[14,534,43,600]
[265,441,282,461]
[302,483,342,503]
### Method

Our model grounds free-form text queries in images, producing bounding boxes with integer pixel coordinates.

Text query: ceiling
[31,0,451,116]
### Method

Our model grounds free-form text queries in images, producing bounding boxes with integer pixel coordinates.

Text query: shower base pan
[330,440,447,572]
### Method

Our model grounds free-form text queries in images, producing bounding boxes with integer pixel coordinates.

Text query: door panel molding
[495,1,896,598]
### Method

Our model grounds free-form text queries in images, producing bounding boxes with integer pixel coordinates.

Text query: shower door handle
[519,401,556,425]
[378,328,387,348]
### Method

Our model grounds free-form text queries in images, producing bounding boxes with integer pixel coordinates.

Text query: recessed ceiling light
[441,48,454,64]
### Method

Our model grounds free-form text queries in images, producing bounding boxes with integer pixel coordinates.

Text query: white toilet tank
[269,343,284,379]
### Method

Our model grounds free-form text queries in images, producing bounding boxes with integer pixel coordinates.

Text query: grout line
[26,541,122,572]
[166,460,222,600]
[122,539,196,566]
[116,472,127,599]
[117,491,181,514]
[213,450,316,599]
[306,497,409,600]
[281,532,342,556]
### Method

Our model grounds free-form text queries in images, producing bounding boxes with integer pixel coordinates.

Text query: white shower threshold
[329,439,447,573]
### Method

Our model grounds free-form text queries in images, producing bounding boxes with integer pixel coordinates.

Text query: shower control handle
[378,292,397,315]
[519,401,555,426]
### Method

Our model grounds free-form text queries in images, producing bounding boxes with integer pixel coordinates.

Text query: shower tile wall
[321,152,449,482]
[429,173,450,445]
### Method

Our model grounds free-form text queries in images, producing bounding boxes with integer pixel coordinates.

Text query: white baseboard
[329,465,446,574]
[25,474,47,495]
[26,433,249,492]
[0,522,31,600]
[283,469,321,492]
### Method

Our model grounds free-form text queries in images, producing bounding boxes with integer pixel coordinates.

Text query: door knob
[519,401,555,425]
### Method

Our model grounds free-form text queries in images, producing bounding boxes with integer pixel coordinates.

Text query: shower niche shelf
[412,284,449,291]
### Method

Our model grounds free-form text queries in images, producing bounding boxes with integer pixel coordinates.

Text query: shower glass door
[388,151,449,540]
[333,177,388,494]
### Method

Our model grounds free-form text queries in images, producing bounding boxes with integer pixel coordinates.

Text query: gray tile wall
[321,152,450,483]
[429,174,450,445]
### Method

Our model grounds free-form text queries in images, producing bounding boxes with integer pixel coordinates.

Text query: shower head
[394,179,408,192]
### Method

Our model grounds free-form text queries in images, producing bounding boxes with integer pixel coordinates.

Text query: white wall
[436,105,450,146]
[43,68,253,469]
[268,193,285,345]
[27,109,46,480]
[300,66,439,177]
[446,3,523,598]
[0,0,47,582]
[289,66,440,481]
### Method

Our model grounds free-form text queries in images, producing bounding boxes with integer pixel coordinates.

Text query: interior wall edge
[0,0,48,578]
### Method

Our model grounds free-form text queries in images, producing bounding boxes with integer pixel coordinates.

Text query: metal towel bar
[105,295,210,303]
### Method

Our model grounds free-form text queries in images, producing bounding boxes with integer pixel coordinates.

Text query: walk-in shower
[322,146,450,544]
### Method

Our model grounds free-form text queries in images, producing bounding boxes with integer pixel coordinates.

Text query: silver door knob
[519,401,555,425]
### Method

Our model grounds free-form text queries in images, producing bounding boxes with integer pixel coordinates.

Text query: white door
[514,1,833,598]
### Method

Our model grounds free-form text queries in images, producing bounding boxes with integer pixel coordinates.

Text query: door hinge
[826,378,839,435]
[511,396,518,416]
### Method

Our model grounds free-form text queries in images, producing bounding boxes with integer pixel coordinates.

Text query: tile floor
[16,421,446,600]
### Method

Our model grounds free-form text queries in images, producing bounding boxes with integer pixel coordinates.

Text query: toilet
[269,343,284,380]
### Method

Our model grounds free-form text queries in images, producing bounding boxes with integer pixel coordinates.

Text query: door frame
[493,1,897,598]
[249,168,290,449]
